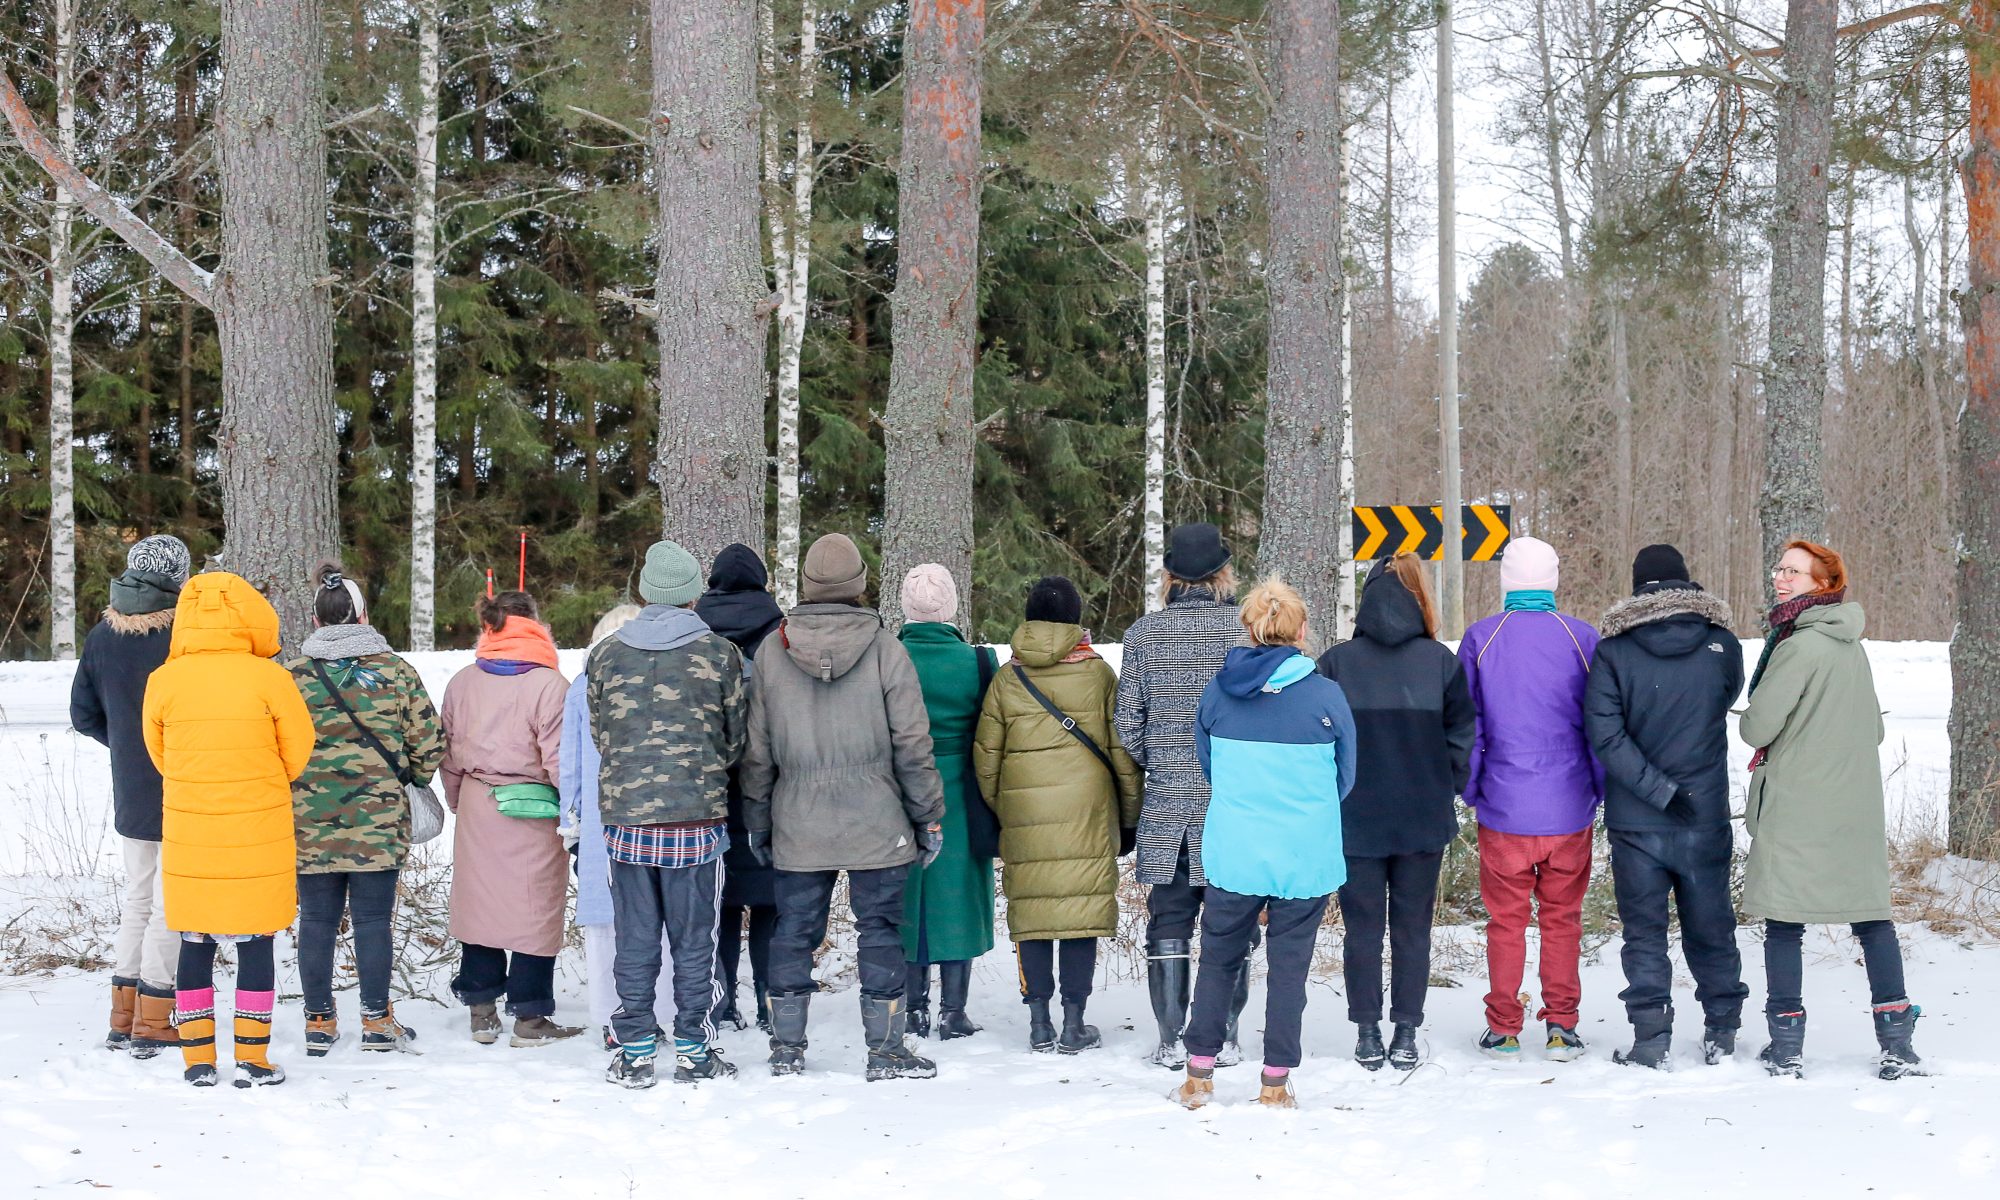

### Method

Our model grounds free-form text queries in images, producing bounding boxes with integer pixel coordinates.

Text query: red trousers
[1478,826,1593,1035]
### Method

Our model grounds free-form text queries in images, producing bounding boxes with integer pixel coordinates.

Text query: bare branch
[565,104,645,144]
[599,288,659,319]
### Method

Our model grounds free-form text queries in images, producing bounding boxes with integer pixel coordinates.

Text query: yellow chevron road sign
[1351,504,1511,562]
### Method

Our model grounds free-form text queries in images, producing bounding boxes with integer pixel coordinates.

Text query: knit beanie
[127,535,191,585]
[109,534,190,616]
[1025,576,1083,625]
[1631,544,1690,592]
[639,539,703,607]
[899,564,958,625]
[801,533,868,603]
[1499,536,1560,594]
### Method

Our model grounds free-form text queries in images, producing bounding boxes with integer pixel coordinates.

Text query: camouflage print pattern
[584,631,748,827]
[286,653,446,873]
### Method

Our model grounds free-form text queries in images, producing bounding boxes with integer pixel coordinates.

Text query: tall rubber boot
[767,991,812,1076]
[904,960,932,1038]
[1146,938,1191,1069]
[1215,927,1259,1067]
[861,995,937,1081]
[936,960,980,1039]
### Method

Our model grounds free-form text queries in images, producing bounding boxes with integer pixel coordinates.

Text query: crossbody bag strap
[309,658,413,786]
[1010,664,1117,778]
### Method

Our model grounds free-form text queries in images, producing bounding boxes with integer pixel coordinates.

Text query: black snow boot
[767,991,812,1077]
[1387,1022,1420,1072]
[1026,998,1058,1052]
[1058,1001,1102,1054]
[1614,1005,1673,1071]
[905,961,933,1039]
[1146,938,1191,1069]
[862,996,937,1081]
[754,981,772,1035]
[1353,1022,1386,1072]
[1759,1010,1806,1078]
[1873,1003,1924,1080]
[1702,1024,1738,1065]
[1216,927,1259,1067]
[712,956,746,1031]
[936,960,980,1040]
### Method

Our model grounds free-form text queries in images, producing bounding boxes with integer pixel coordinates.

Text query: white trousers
[113,838,178,990]
[581,922,675,1035]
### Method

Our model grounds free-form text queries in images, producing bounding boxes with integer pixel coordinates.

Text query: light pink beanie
[900,563,959,624]
[1499,536,1560,594]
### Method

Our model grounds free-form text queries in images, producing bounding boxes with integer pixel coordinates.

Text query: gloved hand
[1118,826,1137,857]
[916,823,944,868]
[748,828,773,868]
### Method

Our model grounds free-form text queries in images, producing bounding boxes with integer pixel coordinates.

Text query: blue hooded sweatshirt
[1195,645,1358,899]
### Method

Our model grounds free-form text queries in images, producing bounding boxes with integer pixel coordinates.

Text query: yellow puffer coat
[142,572,315,935]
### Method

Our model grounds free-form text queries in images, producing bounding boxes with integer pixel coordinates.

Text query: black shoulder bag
[1010,664,1117,777]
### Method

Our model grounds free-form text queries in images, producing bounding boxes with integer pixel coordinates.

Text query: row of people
[69,522,1919,1099]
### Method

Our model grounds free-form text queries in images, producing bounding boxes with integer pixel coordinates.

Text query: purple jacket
[1457,609,1603,836]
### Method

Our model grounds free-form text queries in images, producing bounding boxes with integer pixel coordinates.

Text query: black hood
[1354,562,1429,647]
[696,544,784,657]
[1600,581,1734,658]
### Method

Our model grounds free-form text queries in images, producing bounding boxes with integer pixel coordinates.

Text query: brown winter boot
[361,1004,419,1053]
[1171,1064,1215,1110]
[1257,1070,1298,1109]
[510,1015,585,1048]
[469,1002,502,1045]
[131,987,181,1060]
[107,978,138,1049]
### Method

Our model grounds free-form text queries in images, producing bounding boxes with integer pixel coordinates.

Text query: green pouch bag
[491,782,560,820]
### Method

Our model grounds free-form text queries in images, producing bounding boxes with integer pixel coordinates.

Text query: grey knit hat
[639,539,703,607]
[801,533,868,603]
[127,535,191,585]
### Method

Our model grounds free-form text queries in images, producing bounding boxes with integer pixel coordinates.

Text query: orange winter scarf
[475,615,560,669]
[1061,632,1099,665]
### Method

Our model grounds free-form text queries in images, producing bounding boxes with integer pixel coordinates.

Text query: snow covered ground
[0,642,1991,1198]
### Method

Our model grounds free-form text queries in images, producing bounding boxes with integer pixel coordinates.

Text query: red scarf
[474,615,560,670]
[1061,631,1098,664]
[1746,587,1846,770]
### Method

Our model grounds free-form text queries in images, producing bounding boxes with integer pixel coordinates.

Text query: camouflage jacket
[287,644,446,873]
[585,607,748,827]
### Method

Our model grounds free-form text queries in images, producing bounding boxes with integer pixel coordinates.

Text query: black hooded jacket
[1584,582,1744,831]
[1315,566,1476,858]
[696,543,785,661]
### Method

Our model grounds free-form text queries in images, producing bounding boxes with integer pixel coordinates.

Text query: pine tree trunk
[408,0,441,652]
[1142,154,1168,616]
[1759,0,1837,593]
[1951,0,2000,859]
[213,0,340,646]
[48,0,77,660]
[1258,0,1343,652]
[653,0,768,568]
[773,1,817,611]
[881,0,983,625]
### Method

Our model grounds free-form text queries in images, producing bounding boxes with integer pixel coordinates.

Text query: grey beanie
[801,533,868,603]
[639,539,703,607]
[127,535,191,586]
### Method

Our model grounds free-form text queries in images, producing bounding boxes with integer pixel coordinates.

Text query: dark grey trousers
[608,856,724,1047]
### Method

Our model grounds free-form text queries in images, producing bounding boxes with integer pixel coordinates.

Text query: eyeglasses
[1770,565,1813,580]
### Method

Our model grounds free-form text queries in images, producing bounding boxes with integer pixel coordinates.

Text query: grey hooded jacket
[739,603,945,871]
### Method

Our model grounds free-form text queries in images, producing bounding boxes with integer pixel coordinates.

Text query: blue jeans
[297,869,399,1015]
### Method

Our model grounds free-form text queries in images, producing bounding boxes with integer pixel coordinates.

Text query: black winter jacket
[696,543,786,907]
[69,609,174,840]
[1584,583,1743,831]
[1315,568,1476,858]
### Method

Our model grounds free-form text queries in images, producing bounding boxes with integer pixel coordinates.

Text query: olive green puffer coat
[973,622,1143,941]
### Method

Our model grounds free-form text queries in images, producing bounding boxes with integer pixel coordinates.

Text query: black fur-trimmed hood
[1599,586,1732,640]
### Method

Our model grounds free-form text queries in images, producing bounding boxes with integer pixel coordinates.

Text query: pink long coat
[440,663,569,957]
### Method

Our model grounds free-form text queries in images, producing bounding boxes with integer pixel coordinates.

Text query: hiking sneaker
[676,1045,739,1083]
[232,1061,286,1088]
[361,1006,418,1053]
[468,1003,502,1045]
[1387,1023,1420,1071]
[1702,1025,1737,1065]
[1477,1028,1522,1061]
[304,1011,339,1058]
[184,1064,219,1088]
[1354,1022,1386,1071]
[1544,1023,1585,1063]
[510,1016,584,1048]
[607,1049,658,1090]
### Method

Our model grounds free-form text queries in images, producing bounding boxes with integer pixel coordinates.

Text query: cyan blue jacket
[1195,645,1358,899]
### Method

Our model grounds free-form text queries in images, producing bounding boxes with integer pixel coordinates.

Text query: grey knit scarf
[299,622,394,660]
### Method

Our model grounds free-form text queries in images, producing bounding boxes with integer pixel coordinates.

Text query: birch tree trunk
[1257,0,1343,652]
[49,0,77,659]
[1142,152,1168,615]
[653,0,769,567]
[1533,0,1574,279]
[1951,0,2000,858]
[1335,91,1356,640]
[1759,0,1837,592]
[881,0,984,625]
[772,1,817,611]
[408,0,441,651]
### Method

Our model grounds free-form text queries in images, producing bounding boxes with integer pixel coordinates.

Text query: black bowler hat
[1164,522,1231,580]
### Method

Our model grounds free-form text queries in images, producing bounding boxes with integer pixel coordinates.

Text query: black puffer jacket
[1315,566,1476,858]
[1584,583,1743,832]
[70,609,175,840]
[697,543,786,907]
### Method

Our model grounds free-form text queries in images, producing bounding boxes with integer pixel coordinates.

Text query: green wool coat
[1739,602,1891,923]
[974,622,1143,942]
[898,622,998,963]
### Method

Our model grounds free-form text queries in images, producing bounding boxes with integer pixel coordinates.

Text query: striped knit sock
[233,990,275,1068]
[675,1037,709,1064]
[175,987,217,1071]
[622,1032,658,1066]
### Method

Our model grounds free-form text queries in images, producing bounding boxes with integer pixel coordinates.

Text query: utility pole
[1436,0,1464,637]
